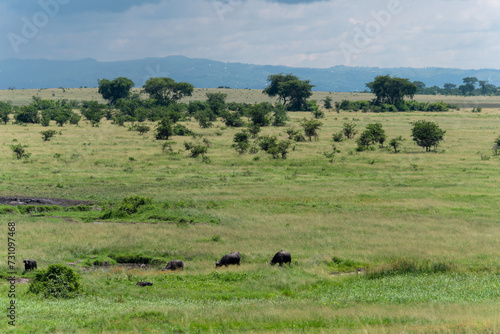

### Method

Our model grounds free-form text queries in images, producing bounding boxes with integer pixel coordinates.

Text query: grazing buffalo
[270,251,291,266]
[163,260,184,271]
[136,281,153,287]
[23,259,37,271]
[216,251,241,268]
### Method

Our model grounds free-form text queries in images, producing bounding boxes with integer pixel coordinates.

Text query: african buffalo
[270,251,291,266]
[163,260,184,271]
[23,259,37,271]
[216,251,240,267]
[136,281,153,287]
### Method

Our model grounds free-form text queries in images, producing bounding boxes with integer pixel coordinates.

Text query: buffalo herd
[21,251,291,288]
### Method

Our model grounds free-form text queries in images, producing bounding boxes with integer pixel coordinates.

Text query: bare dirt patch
[0,196,95,207]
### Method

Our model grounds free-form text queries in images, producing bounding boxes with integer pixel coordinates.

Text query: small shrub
[28,264,81,299]
[189,145,208,158]
[40,130,57,141]
[10,144,31,160]
[173,124,193,136]
[342,122,357,139]
[136,125,151,135]
[332,132,343,142]
[118,196,153,214]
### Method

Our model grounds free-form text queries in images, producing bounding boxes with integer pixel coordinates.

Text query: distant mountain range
[1,56,500,92]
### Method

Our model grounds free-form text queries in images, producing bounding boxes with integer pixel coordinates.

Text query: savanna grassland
[0,89,499,333]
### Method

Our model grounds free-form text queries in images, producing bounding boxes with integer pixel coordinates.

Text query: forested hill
[1,56,500,91]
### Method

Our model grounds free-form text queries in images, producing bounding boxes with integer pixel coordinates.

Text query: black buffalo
[23,259,37,271]
[136,281,153,287]
[270,251,291,266]
[163,260,184,271]
[216,251,240,267]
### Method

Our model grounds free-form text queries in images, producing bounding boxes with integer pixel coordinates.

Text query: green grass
[0,90,500,332]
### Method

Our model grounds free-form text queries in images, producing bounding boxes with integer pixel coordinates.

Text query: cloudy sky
[1,0,499,69]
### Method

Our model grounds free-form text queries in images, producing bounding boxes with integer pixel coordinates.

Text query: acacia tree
[366,75,417,107]
[459,77,478,96]
[411,120,446,152]
[98,77,135,105]
[143,77,194,106]
[0,101,12,124]
[263,73,314,111]
[493,136,500,155]
[300,118,322,141]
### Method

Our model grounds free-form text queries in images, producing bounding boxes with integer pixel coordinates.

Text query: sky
[1,0,500,69]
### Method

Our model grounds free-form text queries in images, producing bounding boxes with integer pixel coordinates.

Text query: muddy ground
[0,196,95,207]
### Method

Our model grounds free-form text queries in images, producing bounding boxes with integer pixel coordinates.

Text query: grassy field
[3,87,500,108]
[0,89,500,333]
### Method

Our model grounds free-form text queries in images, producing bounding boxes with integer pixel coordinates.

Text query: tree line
[412,77,500,96]
[2,73,499,162]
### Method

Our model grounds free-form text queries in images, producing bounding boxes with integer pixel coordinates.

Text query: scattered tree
[342,122,358,139]
[365,123,386,147]
[143,77,194,106]
[81,101,104,126]
[389,136,403,153]
[248,123,261,138]
[366,75,417,107]
[98,77,135,105]
[323,96,333,109]
[135,125,151,135]
[300,118,322,141]
[459,77,478,96]
[356,130,375,151]
[247,103,272,127]
[206,92,227,115]
[15,105,40,124]
[268,140,291,159]
[155,118,173,140]
[10,144,31,160]
[286,128,306,142]
[411,120,446,152]
[263,73,314,111]
[0,101,12,124]
[493,136,500,155]
[232,131,251,154]
[272,104,289,126]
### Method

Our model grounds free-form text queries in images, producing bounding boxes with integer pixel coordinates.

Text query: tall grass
[0,91,499,332]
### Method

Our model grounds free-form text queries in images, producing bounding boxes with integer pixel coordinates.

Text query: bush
[272,104,289,126]
[40,130,57,142]
[10,144,31,160]
[0,101,12,124]
[173,124,193,136]
[155,118,173,140]
[118,196,154,215]
[332,132,343,142]
[28,264,81,299]
[136,125,151,135]
[300,118,323,141]
[232,131,251,154]
[102,196,154,219]
[15,105,40,124]
[323,96,333,109]
[342,122,357,139]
